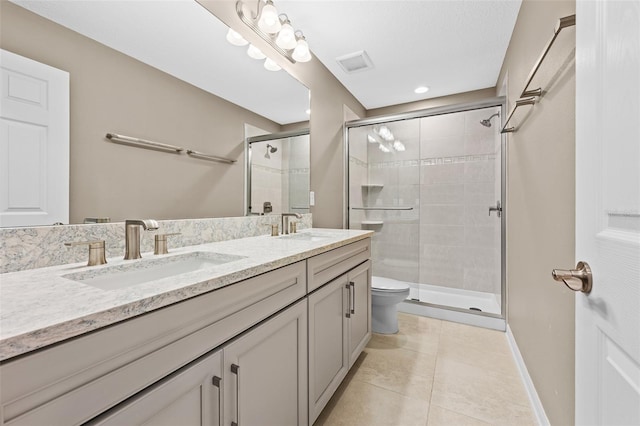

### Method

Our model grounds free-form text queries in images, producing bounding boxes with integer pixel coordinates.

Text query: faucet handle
[64,240,107,266]
[154,233,181,255]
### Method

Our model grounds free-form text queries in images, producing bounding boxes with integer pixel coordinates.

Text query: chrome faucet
[124,219,159,259]
[281,213,302,235]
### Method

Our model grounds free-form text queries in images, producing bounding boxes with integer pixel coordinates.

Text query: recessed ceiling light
[414,86,429,94]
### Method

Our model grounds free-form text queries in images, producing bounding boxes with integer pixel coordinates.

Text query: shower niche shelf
[501,14,575,134]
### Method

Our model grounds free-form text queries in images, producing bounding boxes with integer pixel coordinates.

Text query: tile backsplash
[0,214,312,274]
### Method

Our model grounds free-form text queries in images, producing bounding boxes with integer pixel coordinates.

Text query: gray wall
[497,1,576,425]
[1,2,281,224]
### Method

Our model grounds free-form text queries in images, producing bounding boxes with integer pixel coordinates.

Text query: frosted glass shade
[258,2,281,34]
[292,38,311,62]
[276,22,297,50]
[226,28,248,46]
[264,58,281,71]
[247,44,266,60]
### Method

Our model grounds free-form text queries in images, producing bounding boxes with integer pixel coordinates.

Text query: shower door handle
[489,201,502,217]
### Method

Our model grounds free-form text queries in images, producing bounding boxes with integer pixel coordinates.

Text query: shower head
[264,143,278,159]
[480,112,500,127]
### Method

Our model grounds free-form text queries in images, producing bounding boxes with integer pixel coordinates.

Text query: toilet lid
[372,277,410,292]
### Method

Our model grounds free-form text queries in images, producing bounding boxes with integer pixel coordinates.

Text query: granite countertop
[0,228,372,362]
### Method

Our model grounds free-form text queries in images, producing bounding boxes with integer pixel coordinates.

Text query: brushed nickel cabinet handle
[345,283,351,318]
[231,364,240,426]
[349,281,356,314]
[552,261,593,293]
[212,375,222,426]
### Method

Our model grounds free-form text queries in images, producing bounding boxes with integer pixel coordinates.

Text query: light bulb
[226,28,248,46]
[264,57,281,71]
[292,37,311,62]
[276,21,297,50]
[247,44,266,60]
[393,141,406,152]
[378,143,391,153]
[258,1,281,34]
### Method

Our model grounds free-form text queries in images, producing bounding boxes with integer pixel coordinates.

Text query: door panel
[575,0,640,424]
[0,49,69,227]
[348,260,371,367]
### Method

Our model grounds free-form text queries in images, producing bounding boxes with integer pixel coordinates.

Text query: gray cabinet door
[347,260,372,367]
[307,275,349,424]
[88,350,223,426]
[223,299,308,426]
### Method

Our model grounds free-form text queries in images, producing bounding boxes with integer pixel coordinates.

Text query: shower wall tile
[398,164,420,184]
[420,136,465,159]
[464,161,495,183]
[421,184,465,205]
[463,247,496,293]
[465,226,497,248]
[419,244,464,288]
[420,205,465,226]
[464,267,496,293]
[420,113,465,139]
[464,182,496,205]
[464,132,495,156]
[421,163,465,185]
[420,225,465,246]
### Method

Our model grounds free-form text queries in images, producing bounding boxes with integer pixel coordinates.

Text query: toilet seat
[372,277,410,292]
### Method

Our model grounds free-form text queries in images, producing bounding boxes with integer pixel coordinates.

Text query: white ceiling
[278,0,522,109]
[10,0,521,122]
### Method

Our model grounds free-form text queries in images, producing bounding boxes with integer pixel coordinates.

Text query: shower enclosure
[246,129,310,215]
[346,100,505,327]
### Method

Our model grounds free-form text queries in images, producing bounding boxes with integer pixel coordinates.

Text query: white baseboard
[506,325,550,426]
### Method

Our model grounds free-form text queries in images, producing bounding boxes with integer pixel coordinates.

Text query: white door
[575,1,640,425]
[0,49,69,227]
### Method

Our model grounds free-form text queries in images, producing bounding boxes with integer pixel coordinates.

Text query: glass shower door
[417,106,502,314]
[348,119,421,297]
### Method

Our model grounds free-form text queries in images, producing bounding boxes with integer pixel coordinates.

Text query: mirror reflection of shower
[265,143,278,159]
[246,127,310,216]
[480,112,500,127]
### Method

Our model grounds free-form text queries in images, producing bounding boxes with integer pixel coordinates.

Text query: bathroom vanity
[0,229,372,426]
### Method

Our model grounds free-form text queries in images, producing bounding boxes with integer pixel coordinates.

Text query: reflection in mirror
[1,1,309,226]
[246,127,310,216]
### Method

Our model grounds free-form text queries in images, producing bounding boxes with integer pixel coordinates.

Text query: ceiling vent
[336,50,374,74]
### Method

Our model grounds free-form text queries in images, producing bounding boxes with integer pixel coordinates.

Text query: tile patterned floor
[314,313,537,426]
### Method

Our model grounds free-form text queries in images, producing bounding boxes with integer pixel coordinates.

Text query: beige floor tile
[352,345,436,400]
[426,405,492,426]
[439,321,510,356]
[314,376,430,426]
[315,314,536,426]
[431,358,536,426]
[437,334,520,378]
[368,313,442,355]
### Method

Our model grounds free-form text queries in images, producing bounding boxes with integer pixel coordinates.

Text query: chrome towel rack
[186,150,237,164]
[501,14,576,134]
[105,133,236,164]
[351,207,414,211]
[106,133,184,153]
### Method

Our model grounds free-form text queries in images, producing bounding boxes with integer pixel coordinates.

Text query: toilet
[371,276,411,334]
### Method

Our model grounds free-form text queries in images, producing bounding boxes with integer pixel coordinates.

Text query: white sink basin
[63,252,246,290]
[278,232,336,242]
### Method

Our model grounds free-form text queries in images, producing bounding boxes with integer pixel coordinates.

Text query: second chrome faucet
[124,219,159,260]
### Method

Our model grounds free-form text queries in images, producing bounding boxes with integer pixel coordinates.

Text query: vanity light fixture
[233,0,312,64]
[247,44,266,60]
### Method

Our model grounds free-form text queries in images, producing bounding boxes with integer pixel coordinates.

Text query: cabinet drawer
[307,238,370,292]
[0,261,306,426]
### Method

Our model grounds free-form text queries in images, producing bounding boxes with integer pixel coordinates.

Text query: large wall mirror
[1,0,309,226]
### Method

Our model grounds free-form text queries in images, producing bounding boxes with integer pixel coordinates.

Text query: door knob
[552,261,592,293]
